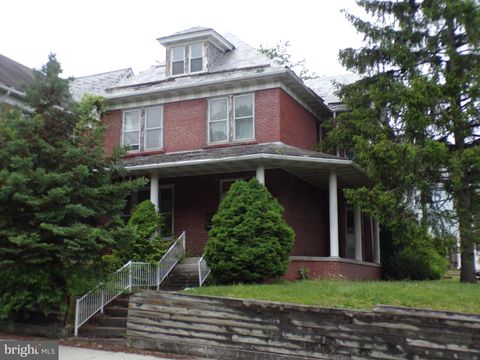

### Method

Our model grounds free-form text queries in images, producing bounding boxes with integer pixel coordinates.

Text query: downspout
[333,111,340,157]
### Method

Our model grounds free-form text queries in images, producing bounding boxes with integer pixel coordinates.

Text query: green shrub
[101,201,170,269]
[391,243,447,280]
[204,178,294,284]
[382,229,448,280]
[128,200,162,240]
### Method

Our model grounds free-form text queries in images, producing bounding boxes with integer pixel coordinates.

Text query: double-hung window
[122,109,141,151]
[171,46,185,75]
[208,94,254,144]
[189,43,203,73]
[208,98,228,143]
[122,106,163,152]
[234,94,254,141]
[145,106,163,150]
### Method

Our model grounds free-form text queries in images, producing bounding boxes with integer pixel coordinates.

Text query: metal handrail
[197,254,211,287]
[74,231,185,336]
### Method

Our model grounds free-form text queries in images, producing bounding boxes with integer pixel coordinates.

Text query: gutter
[0,83,25,99]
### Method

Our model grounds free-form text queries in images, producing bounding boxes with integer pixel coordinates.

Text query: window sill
[122,149,165,158]
[203,140,257,149]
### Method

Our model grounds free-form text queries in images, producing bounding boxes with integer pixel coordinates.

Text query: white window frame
[233,94,255,142]
[208,97,229,144]
[144,106,164,150]
[189,43,204,73]
[171,46,185,76]
[122,109,141,152]
[159,184,174,238]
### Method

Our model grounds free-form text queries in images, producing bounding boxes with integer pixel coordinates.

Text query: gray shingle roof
[305,74,359,111]
[69,68,133,101]
[0,53,33,92]
[122,142,339,168]
[107,32,278,95]
[170,26,211,36]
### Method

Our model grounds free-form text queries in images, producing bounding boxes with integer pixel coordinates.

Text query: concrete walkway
[60,345,180,360]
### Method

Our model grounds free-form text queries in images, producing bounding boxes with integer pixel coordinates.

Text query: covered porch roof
[122,142,369,189]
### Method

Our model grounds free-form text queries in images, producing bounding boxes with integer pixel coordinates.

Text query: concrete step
[179,257,201,264]
[91,315,127,327]
[104,306,128,317]
[109,297,129,308]
[165,273,199,280]
[171,264,198,274]
[79,325,126,338]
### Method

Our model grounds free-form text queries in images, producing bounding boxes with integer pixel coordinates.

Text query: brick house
[71,27,381,280]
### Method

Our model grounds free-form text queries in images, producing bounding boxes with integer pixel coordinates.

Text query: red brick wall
[102,88,325,155]
[102,89,285,155]
[284,259,381,281]
[267,170,329,257]
[159,172,255,256]
[279,90,319,150]
[255,89,281,143]
[103,110,122,155]
[163,99,207,152]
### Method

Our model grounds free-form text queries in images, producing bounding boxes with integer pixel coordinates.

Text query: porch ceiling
[124,153,369,189]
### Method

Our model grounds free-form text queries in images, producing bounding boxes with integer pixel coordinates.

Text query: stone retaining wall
[126,291,480,360]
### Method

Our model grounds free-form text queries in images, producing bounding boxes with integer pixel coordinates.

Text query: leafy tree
[204,178,294,284]
[0,54,145,320]
[328,0,480,282]
[258,41,318,80]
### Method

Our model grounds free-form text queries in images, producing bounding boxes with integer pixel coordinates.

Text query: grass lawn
[185,279,480,314]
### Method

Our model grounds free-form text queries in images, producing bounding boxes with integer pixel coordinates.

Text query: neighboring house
[71,27,381,280]
[0,53,34,109]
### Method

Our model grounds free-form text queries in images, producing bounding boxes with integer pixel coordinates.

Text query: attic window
[171,46,185,75]
[189,43,203,73]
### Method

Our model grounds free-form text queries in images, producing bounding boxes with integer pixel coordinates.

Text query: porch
[123,143,381,280]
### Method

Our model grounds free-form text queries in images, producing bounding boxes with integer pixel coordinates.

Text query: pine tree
[329,0,480,282]
[0,54,145,320]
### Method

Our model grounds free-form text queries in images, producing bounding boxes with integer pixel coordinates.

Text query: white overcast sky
[2,0,364,78]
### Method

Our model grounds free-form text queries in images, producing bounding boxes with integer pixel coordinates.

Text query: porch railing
[74,231,186,336]
[197,254,211,286]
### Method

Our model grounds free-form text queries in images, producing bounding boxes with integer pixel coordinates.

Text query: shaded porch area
[123,143,381,280]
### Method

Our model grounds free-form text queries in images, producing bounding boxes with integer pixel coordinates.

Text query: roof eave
[157,29,234,52]
[124,152,360,173]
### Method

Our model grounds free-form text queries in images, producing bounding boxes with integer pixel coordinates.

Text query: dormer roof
[157,27,235,52]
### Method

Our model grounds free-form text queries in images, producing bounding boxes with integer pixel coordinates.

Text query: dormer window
[189,43,203,73]
[170,43,204,76]
[158,28,235,78]
[171,46,185,75]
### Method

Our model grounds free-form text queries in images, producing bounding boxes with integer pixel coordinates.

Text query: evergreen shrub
[204,178,294,284]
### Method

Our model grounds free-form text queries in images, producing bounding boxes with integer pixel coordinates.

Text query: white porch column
[373,220,381,263]
[150,173,159,212]
[329,169,339,257]
[354,206,363,261]
[256,164,265,185]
